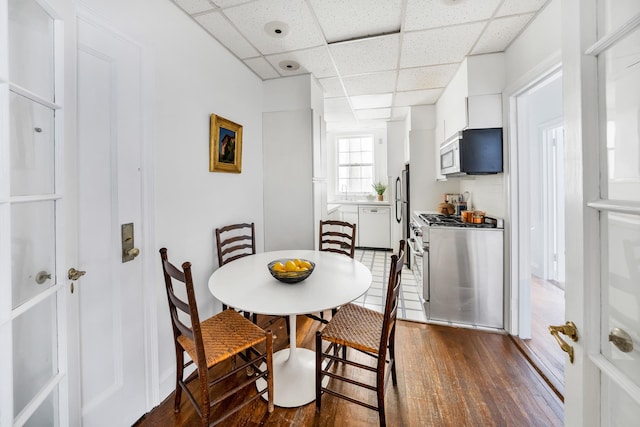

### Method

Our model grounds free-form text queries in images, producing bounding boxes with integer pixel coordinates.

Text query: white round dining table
[208,249,372,408]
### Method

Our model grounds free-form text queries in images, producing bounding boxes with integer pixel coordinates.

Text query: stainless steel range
[409,211,504,329]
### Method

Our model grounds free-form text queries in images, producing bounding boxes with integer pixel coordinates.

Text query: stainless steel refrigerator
[395,163,410,267]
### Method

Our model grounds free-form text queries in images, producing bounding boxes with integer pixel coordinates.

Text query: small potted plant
[372,182,387,201]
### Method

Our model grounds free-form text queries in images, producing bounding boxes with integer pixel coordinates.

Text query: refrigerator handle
[395,177,402,222]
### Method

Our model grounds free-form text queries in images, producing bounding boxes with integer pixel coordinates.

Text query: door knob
[549,321,579,364]
[609,327,633,353]
[127,248,140,258]
[35,270,52,284]
[68,267,86,281]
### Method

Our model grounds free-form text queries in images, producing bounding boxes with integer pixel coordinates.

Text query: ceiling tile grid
[400,23,486,69]
[471,13,536,55]
[396,63,460,91]
[341,71,398,97]
[265,46,337,79]
[403,0,502,31]
[243,57,280,80]
[222,0,325,55]
[170,0,552,127]
[496,0,549,17]
[329,34,400,77]
[174,0,217,15]
[195,11,259,59]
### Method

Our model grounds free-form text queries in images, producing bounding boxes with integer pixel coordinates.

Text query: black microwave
[440,128,503,176]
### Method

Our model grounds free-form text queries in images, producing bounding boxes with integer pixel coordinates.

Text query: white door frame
[503,53,562,336]
[65,7,159,424]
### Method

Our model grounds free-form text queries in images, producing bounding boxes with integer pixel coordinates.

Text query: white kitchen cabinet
[358,206,391,249]
[339,205,359,247]
[435,53,505,179]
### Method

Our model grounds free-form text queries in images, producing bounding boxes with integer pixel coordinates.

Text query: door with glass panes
[563,0,640,424]
[1,0,66,425]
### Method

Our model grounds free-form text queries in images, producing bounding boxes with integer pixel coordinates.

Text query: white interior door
[563,1,640,424]
[2,0,67,425]
[75,14,147,426]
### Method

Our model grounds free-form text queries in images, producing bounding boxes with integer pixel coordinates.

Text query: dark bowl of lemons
[268,258,315,284]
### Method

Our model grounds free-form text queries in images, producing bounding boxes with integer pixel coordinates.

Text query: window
[337,135,374,194]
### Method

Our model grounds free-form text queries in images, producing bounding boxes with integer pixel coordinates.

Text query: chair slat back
[215,222,256,266]
[379,241,405,357]
[159,248,207,369]
[319,220,356,258]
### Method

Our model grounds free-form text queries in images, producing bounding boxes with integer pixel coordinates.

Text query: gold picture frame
[209,114,243,173]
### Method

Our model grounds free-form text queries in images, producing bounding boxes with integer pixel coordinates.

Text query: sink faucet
[341,184,349,200]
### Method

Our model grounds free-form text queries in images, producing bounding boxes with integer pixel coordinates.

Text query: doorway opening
[512,70,566,398]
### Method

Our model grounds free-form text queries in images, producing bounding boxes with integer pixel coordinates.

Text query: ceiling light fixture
[265,21,289,38]
[279,60,300,71]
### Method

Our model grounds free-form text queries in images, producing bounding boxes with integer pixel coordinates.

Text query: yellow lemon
[294,258,302,267]
[285,260,297,272]
[300,260,312,269]
[273,262,285,272]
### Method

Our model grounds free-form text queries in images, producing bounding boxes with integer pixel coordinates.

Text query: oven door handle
[408,238,424,257]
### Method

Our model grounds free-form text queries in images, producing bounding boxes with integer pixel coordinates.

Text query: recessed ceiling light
[279,60,300,71]
[265,21,289,38]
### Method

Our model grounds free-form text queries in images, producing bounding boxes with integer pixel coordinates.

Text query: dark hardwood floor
[136,314,563,427]
[512,275,566,399]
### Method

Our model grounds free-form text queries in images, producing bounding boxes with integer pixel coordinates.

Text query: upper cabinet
[435,53,506,179]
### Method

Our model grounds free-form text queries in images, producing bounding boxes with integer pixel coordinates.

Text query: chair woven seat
[177,309,267,369]
[316,240,405,427]
[160,248,274,425]
[321,303,383,354]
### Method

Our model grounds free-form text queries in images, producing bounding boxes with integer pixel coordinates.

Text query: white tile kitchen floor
[351,248,427,323]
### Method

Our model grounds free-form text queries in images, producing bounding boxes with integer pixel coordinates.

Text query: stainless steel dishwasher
[428,227,504,328]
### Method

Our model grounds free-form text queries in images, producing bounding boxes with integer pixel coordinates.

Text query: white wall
[62,0,267,404]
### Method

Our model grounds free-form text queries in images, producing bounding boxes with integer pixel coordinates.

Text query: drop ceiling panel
[210,0,252,7]
[396,63,459,91]
[195,11,259,59]
[265,46,337,78]
[471,14,534,55]
[174,0,216,15]
[330,34,400,76]
[496,0,549,17]
[400,23,484,68]
[355,108,391,120]
[324,97,353,113]
[244,57,280,79]
[404,0,502,31]
[350,93,393,110]
[309,0,402,43]
[318,77,346,98]
[223,0,325,55]
[342,71,397,96]
[394,88,442,106]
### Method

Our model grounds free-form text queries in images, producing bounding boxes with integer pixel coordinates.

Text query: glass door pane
[8,0,54,101]
[11,201,56,308]
[10,92,55,196]
[12,295,58,417]
[603,26,640,201]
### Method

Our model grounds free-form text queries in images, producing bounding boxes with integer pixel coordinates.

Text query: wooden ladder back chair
[215,222,255,315]
[305,219,357,325]
[160,248,274,426]
[315,240,406,427]
[319,219,356,258]
[214,222,290,338]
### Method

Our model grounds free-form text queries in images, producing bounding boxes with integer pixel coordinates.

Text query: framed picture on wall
[209,114,243,173]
